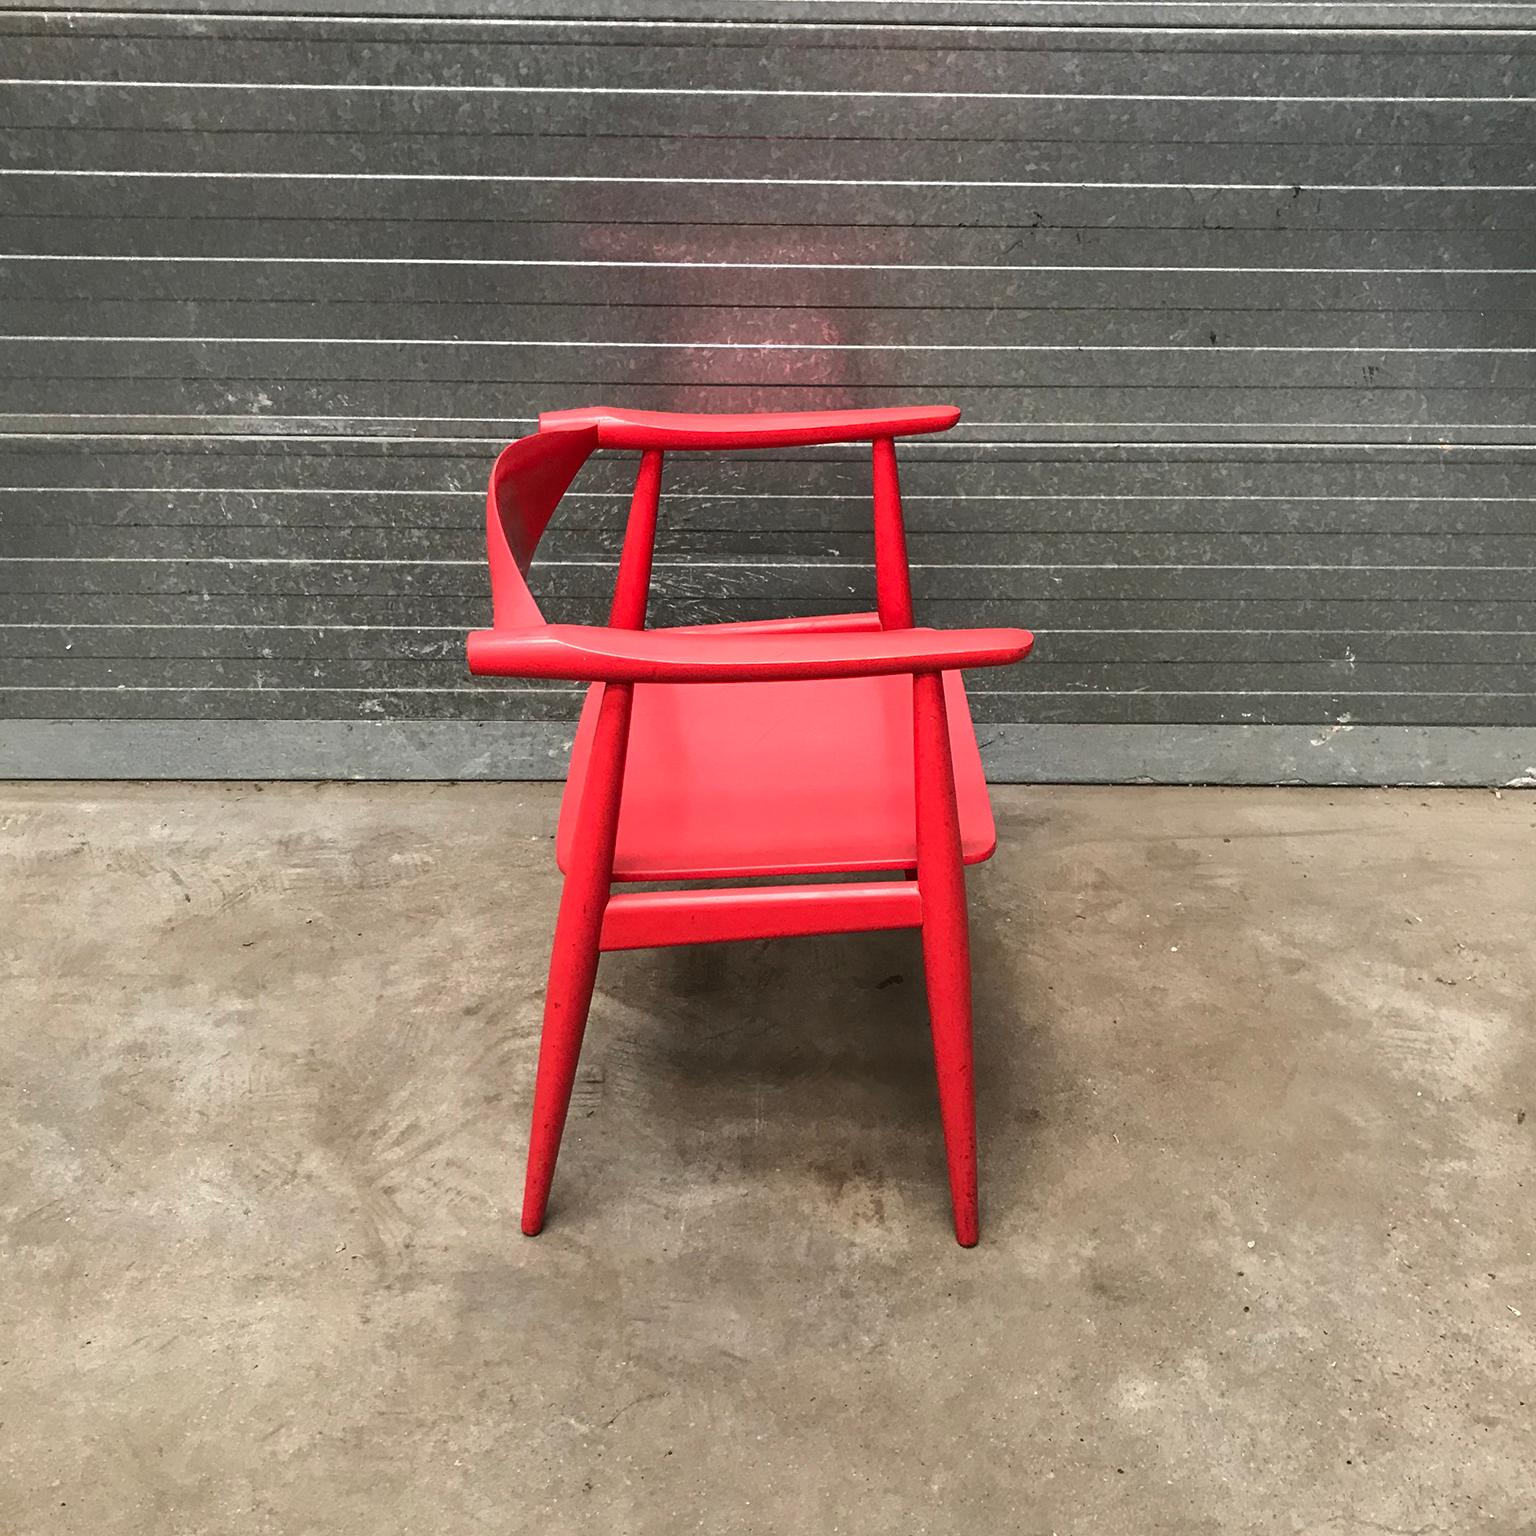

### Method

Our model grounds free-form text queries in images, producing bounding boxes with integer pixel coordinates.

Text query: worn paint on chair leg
[913,671,980,1247]
[521,683,633,1235]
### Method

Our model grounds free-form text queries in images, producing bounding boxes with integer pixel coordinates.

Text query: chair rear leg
[913,673,979,1247]
[522,684,633,1235]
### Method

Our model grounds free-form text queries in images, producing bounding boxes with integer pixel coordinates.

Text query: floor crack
[603,1390,667,1429]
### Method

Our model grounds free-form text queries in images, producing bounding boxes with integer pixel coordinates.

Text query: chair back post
[611,448,665,630]
[870,436,915,630]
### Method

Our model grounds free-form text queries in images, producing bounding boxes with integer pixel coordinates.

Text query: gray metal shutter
[3,3,1534,785]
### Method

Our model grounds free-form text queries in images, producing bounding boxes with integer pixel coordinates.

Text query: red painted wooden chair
[466,405,1033,1245]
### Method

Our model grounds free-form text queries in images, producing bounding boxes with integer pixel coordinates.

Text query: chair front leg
[913,672,979,1247]
[521,682,633,1235]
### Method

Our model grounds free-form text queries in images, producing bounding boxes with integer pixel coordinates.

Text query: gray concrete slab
[2,783,1533,1535]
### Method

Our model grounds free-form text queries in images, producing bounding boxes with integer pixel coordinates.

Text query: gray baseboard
[4,720,1535,788]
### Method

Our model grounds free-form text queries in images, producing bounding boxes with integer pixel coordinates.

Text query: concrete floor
[2,782,1533,1535]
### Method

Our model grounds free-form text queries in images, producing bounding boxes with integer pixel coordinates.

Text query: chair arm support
[466,622,1033,684]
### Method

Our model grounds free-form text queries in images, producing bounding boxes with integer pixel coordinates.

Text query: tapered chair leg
[521,889,607,1235]
[913,673,979,1246]
[521,683,633,1235]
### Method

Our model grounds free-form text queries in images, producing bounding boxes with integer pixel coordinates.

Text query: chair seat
[557,671,996,881]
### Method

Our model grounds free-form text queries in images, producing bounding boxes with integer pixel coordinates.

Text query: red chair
[467,405,1033,1245]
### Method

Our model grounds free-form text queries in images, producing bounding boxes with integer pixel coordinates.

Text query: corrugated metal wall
[3,2,1534,784]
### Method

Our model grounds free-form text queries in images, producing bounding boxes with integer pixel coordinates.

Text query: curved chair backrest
[485,423,600,628]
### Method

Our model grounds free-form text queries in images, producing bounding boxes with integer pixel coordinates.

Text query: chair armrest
[537,405,961,451]
[466,623,1032,684]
